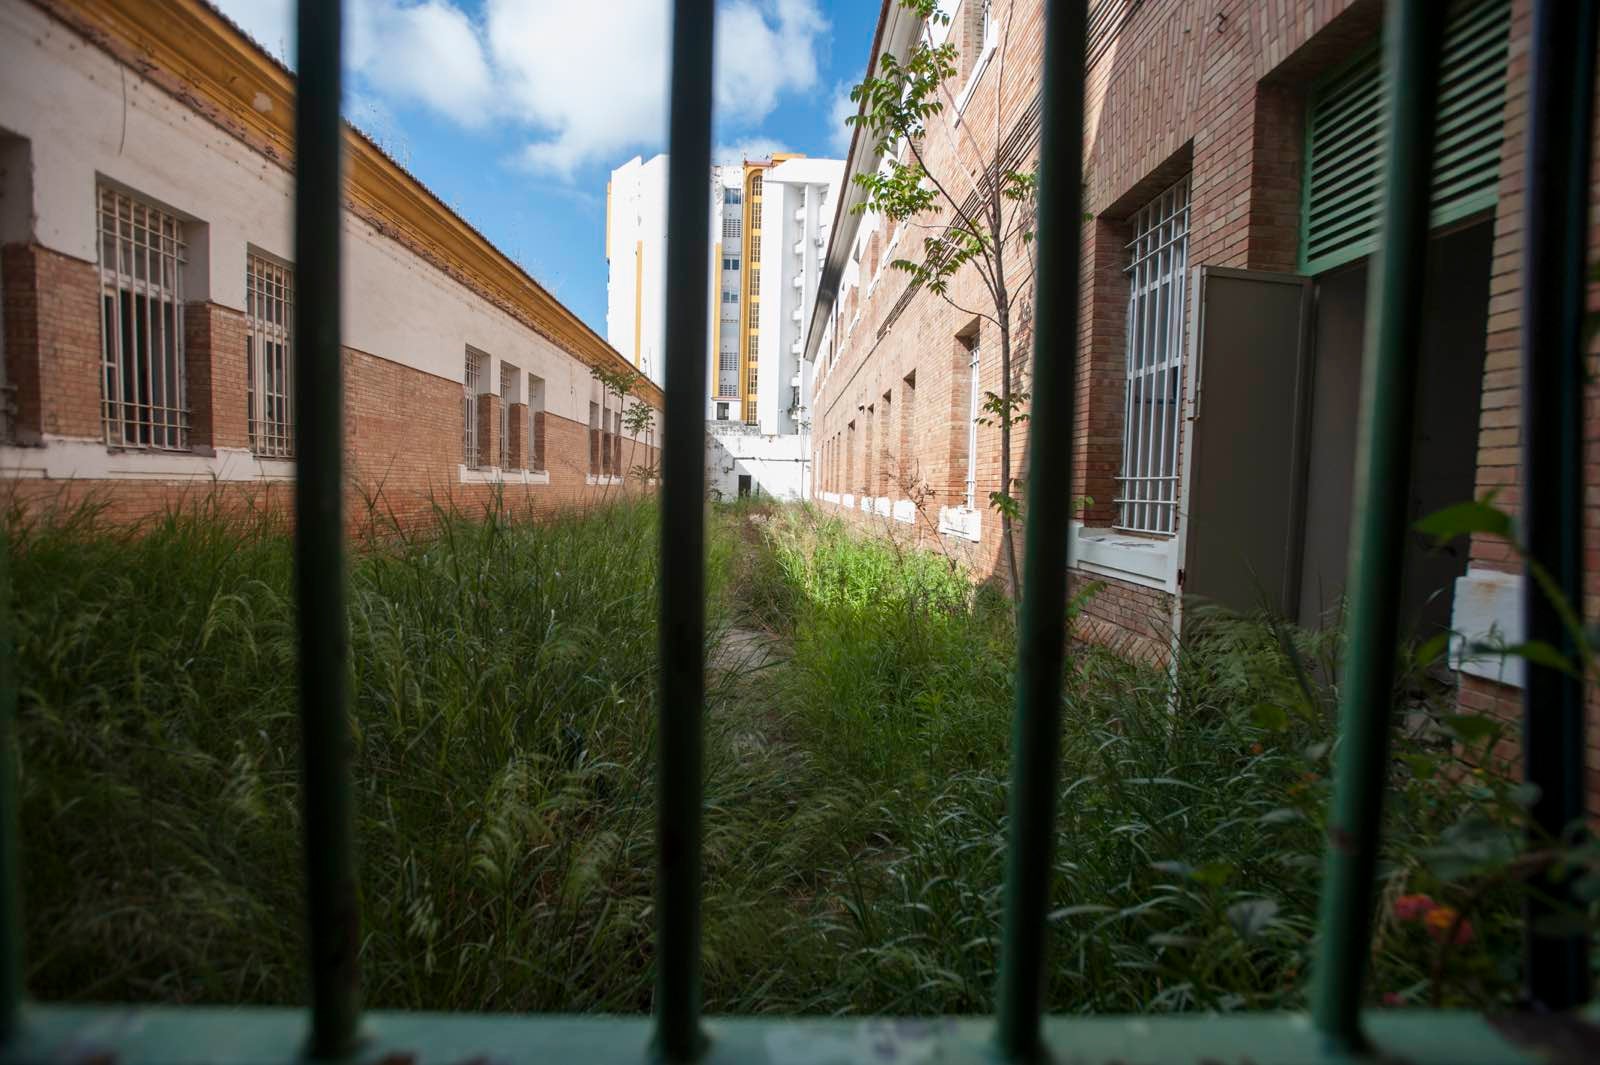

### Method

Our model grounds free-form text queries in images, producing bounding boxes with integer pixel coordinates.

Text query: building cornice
[31,0,663,407]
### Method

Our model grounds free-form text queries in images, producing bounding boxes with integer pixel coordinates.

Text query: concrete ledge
[460,466,551,486]
[1071,525,1176,592]
[1450,568,1525,688]
[3,436,294,482]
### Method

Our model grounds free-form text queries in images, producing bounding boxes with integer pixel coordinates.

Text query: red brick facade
[813,0,1599,799]
[0,1,659,531]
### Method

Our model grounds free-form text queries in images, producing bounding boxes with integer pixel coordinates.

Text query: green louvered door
[1300,0,1512,275]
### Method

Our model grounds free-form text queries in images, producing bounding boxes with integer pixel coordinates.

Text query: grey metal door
[1181,267,1314,617]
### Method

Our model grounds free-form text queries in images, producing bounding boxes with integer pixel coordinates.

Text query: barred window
[463,348,486,465]
[246,254,294,457]
[750,173,763,198]
[749,303,761,329]
[97,187,188,450]
[723,215,742,241]
[749,269,761,297]
[500,362,520,468]
[1117,176,1190,534]
[965,334,980,510]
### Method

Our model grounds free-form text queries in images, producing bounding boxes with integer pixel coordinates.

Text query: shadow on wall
[705,431,809,502]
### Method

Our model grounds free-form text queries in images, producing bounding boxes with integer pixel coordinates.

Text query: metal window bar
[1113,175,1188,534]
[2,2,1596,1063]
[500,362,517,469]
[966,337,980,510]
[463,349,483,466]
[246,254,295,458]
[97,187,189,451]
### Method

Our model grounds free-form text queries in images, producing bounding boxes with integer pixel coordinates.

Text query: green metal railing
[0,0,1596,1061]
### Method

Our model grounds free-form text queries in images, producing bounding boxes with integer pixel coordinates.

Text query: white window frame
[245,252,294,458]
[953,0,998,118]
[965,334,980,511]
[499,361,520,468]
[1116,175,1190,535]
[463,347,486,466]
[97,185,189,451]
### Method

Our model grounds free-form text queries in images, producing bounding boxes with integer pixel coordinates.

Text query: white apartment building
[604,154,668,387]
[608,152,842,500]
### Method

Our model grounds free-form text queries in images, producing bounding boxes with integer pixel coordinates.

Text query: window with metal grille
[749,269,761,296]
[743,398,757,424]
[97,186,189,451]
[463,348,485,466]
[1116,176,1190,535]
[722,215,741,240]
[749,303,760,329]
[964,333,980,510]
[245,254,294,457]
[750,173,763,198]
[499,362,519,468]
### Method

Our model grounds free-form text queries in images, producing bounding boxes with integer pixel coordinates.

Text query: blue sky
[210,0,881,336]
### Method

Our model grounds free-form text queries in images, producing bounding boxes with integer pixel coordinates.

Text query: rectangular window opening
[97,185,190,451]
[246,253,294,458]
[1116,175,1190,535]
[464,347,486,466]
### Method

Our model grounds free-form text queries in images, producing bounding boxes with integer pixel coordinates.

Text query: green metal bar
[1311,0,1446,1052]
[293,1,360,1057]
[993,0,1087,1059]
[1520,0,1597,1011]
[0,529,20,1043]
[655,0,714,1059]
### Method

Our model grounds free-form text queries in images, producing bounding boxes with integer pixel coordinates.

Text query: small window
[97,186,189,450]
[499,362,520,468]
[724,189,742,205]
[964,332,980,511]
[723,257,740,271]
[589,400,601,475]
[716,402,729,421]
[463,348,487,466]
[723,216,742,241]
[245,253,294,457]
[1116,176,1190,534]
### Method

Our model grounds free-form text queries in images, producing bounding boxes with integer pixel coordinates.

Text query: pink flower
[1394,894,1437,922]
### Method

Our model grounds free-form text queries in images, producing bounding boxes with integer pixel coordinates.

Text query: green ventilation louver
[1300,0,1511,275]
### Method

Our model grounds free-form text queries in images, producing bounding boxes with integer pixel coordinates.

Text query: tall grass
[8,495,1525,1014]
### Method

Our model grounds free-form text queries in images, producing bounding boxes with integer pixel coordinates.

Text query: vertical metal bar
[293,0,359,1057]
[1,523,21,1041]
[655,0,713,1059]
[1311,1,1445,1051]
[1521,0,1597,1011]
[994,0,1086,1058]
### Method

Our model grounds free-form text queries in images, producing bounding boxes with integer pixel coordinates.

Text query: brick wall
[2,242,661,531]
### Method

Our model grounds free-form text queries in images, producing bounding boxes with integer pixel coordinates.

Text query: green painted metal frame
[0,1,1593,1062]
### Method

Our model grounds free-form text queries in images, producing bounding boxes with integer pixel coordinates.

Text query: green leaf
[1258,808,1303,825]
[1226,898,1280,940]
[1150,860,1192,878]
[1048,904,1115,922]
[1415,499,1511,543]
[1445,713,1502,747]
[1251,703,1290,732]
[1413,632,1450,668]
[1501,640,1577,675]
[1191,861,1235,888]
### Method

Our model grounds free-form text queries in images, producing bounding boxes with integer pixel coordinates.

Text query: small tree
[591,366,647,500]
[623,400,658,483]
[849,0,1036,600]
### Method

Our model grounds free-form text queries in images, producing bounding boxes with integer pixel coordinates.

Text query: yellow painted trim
[33,0,663,407]
[632,240,643,367]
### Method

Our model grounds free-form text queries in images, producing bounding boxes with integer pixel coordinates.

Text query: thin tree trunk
[991,190,1022,612]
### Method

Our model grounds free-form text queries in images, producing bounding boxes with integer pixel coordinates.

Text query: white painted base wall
[706,430,808,501]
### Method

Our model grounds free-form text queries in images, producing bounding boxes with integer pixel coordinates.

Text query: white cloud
[211,0,829,180]
[350,2,494,126]
[826,80,856,156]
[714,137,791,166]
